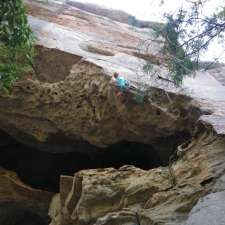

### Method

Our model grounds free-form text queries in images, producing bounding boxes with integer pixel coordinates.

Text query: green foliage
[161,14,194,86]
[142,10,195,86]
[151,22,165,38]
[0,0,36,92]
[132,90,145,104]
[144,2,225,86]
[143,63,153,73]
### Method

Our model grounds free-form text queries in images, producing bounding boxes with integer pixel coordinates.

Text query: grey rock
[185,191,225,225]
[213,174,225,192]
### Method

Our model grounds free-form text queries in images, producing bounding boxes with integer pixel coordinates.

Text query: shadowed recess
[0,131,190,192]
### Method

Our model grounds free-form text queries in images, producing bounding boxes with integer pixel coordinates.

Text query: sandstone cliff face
[0,1,225,225]
[0,0,200,150]
[0,51,200,150]
[49,125,225,225]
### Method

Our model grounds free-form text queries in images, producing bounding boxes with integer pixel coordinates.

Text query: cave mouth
[0,131,190,193]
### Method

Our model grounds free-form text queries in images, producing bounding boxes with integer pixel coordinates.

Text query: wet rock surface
[0,46,201,150]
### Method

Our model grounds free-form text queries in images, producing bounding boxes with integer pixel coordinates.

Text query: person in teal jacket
[110,72,145,104]
[111,72,129,96]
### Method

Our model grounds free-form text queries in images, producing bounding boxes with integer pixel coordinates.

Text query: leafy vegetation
[0,0,36,92]
[160,12,195,86]
[144,1,225,86]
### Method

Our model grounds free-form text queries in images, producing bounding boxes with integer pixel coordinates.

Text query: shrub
[0,0,36,92]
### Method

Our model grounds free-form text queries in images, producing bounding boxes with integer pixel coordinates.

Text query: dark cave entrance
[0,131,190,193]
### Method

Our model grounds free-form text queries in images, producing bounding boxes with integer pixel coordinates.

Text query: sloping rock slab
[184,191,225,225]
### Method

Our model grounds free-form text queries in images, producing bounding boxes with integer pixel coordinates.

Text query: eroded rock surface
[0,57,201,150]
[50,127,225,225]
[0,0,222,152]
[0,1,225,225]
[0,0,200,150]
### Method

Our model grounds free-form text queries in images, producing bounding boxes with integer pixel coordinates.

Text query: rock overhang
[0,2,214,151]
[0,0,225,150]
[0,48,202,150]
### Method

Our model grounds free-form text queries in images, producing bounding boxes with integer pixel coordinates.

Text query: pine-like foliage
[161,13,194,86]
[144,2,225,86]
[0,0,35,92]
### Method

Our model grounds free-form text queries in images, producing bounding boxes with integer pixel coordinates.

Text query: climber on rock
[110,72,129,96]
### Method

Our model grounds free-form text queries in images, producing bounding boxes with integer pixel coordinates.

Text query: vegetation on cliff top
[144,1,225,86]
[1,0,225,90]
[0,0,35,92]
